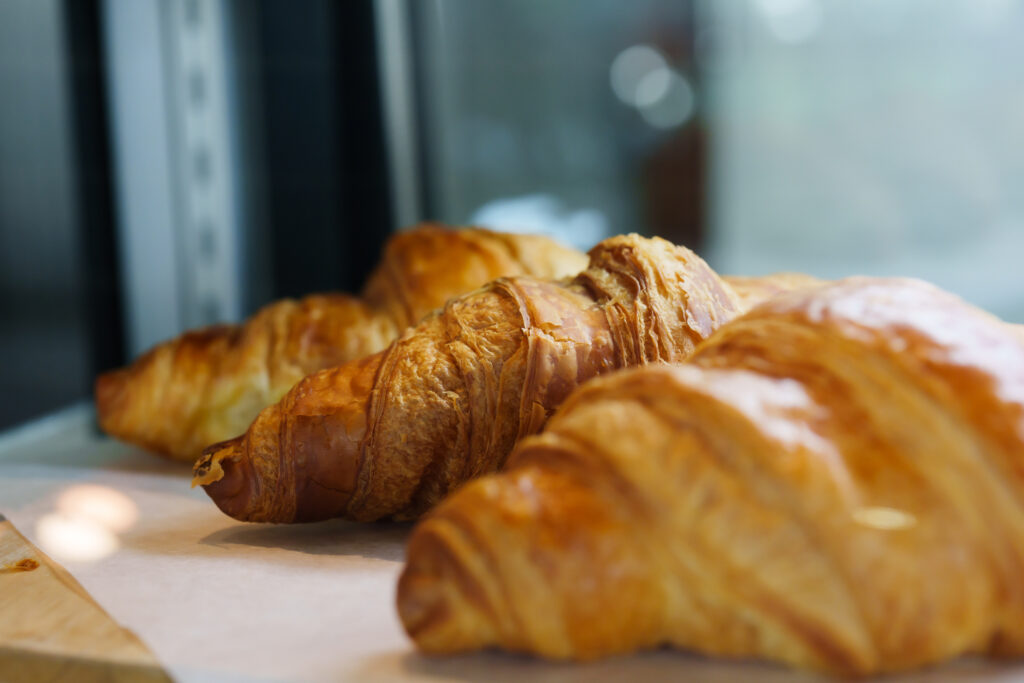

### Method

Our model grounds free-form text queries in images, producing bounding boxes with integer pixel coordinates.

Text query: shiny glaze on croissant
[398,277,1024,676]
[94,224,586,461]
[195,235,816,524]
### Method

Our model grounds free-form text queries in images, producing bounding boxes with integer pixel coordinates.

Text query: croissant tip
[192,441,235,487]
[194,438,265,522]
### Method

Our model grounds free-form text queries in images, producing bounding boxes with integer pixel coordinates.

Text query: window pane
[413,0,701,250]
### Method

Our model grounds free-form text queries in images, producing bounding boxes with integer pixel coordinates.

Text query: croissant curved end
[191,445,229,487]
[94,368,130,430]
[397,522,498,655]
[192,439,255,521]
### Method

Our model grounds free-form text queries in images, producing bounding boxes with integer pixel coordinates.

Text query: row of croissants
[95,223,1024,676]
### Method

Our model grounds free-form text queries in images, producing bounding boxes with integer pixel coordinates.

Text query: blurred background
[2,0,1023,430]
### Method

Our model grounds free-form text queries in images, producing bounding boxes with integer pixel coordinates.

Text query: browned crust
[398,276,1024,674]
[196,234,811,524]
[96,224,586,461]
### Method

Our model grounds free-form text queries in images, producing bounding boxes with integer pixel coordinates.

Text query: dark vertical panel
[258,0,345,298]
[406,0,438,221]
[0,0,93,428]
[256,0,393,299]
[333,0,395,288]
[224,0,274,316]
[641,1,705,250]
[62,0,125,378]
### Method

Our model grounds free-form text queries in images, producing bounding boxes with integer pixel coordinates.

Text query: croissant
[94,224,586,461]
[397,277,1024,676]
[724,272,824,310]
[193,233,819,524]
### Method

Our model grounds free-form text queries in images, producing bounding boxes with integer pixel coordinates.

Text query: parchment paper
[2,406,1022,682]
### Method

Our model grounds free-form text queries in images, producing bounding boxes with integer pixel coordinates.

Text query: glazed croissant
[397,277,1024,676]
[194,233,818,524]
[95,224,586,461]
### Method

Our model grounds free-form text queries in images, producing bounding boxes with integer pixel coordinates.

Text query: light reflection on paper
[35,485,139,563]
[57,484,138,532]
[36,513,120,563]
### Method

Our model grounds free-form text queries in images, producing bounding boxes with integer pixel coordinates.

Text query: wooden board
[0,513,170,682]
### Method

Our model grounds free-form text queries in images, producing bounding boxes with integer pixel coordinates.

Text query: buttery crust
[195,234,820,523]
[724,272,824,311]
[94,224,587,461]
[397,277,1024,676]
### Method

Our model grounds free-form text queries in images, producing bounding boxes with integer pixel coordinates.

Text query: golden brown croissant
[95,224,587,461]
[397,277,1024,676]
[724,272,824,310]
[194,234,820,524]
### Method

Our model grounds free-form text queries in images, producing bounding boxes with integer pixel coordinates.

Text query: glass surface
[413,0,1024,321]
[412,0,700,251]
[4,0,1024,432]
[704,0,1024,322]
